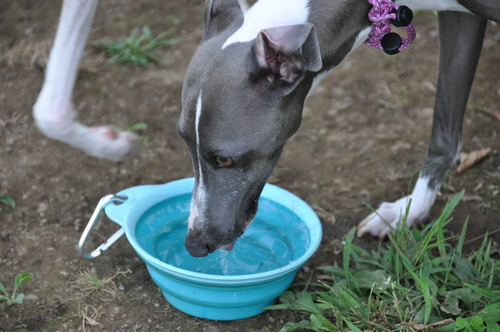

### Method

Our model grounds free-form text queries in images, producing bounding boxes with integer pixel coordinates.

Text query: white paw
[356,196,428,239]
[83,125,141,162]
[35,110,141,161]
[357,177,438,239]
[34,101,141,161]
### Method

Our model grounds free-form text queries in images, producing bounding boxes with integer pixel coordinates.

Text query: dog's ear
[203,0,243,42]
[253,24,322,91]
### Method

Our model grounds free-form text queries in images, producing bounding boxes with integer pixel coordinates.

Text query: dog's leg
[33,0,140,161]
[357,11,487,238]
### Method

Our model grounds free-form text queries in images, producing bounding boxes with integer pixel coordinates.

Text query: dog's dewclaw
[456,148,492,173]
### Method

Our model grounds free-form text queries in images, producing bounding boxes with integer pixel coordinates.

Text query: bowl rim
[105,178,322,284]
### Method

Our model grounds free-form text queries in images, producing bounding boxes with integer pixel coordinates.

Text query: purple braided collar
[364,0,416,52]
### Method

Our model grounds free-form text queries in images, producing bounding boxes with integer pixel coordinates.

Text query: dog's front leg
[33,0,140,161]
[357,11,487,239]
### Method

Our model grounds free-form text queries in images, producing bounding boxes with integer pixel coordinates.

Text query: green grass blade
[343,228,356,286]
[343,318,363,332]
[387,235,415,276]
[278,320,316,332]
[310,314,335,330]
[462,282,499,300]
[419,277,432,325]
[456,218,469,256]
[435,217,448,267]
[413,190,464,266]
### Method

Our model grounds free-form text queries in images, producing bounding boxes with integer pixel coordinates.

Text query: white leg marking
[357,176,438,239]
[189,92,206,230]
[33,0,140,161]
[222,0,311,49]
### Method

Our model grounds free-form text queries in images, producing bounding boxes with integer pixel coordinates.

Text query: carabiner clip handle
[78,194,128,259]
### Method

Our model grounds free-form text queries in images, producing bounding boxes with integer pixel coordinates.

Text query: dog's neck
[226,0,372,71]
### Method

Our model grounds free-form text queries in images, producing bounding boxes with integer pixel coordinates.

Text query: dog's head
[178,0,322,257]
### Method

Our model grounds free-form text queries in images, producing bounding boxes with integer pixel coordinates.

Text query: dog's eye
[215,156,233,167]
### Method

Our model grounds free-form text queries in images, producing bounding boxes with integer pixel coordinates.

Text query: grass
[71,269,129,331]
[71,269,130,302]
[268,190,500,331]
[0,273,33,305]
[93,19,181,66]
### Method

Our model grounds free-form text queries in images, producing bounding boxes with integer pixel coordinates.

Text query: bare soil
[1,1,499,331]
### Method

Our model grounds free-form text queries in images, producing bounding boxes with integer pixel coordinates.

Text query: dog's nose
[184,236,216,257]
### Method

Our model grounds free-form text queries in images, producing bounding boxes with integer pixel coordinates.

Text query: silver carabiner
[78,194,128,259]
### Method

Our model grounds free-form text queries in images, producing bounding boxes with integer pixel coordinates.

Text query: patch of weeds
[0,273,33,305]
[71,268,130,301]
[120,122,150,147]
[268,191,500,331]
[0,195,15,208]
[93,19,181,66]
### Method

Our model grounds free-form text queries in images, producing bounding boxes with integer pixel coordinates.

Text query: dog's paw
[356,197,426,239]
[85,125,141,161]
[357,177,438,239]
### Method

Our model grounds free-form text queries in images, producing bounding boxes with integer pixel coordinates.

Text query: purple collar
[364,0,416,54]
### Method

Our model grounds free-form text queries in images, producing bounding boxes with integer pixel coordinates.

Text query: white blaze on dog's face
[180,86,290,257]
[178,0,323,257]
[186,93,205,232]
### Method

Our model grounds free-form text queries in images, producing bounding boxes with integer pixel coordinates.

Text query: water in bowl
[135,193,310,276]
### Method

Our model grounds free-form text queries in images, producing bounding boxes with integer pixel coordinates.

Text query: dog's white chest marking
[222,0,311,49]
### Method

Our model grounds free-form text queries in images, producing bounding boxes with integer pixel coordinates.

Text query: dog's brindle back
[179,0,499,256]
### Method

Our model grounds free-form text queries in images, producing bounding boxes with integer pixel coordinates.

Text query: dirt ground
[0,0,499,331]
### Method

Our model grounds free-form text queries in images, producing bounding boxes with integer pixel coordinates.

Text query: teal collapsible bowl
[79,178,322,320]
